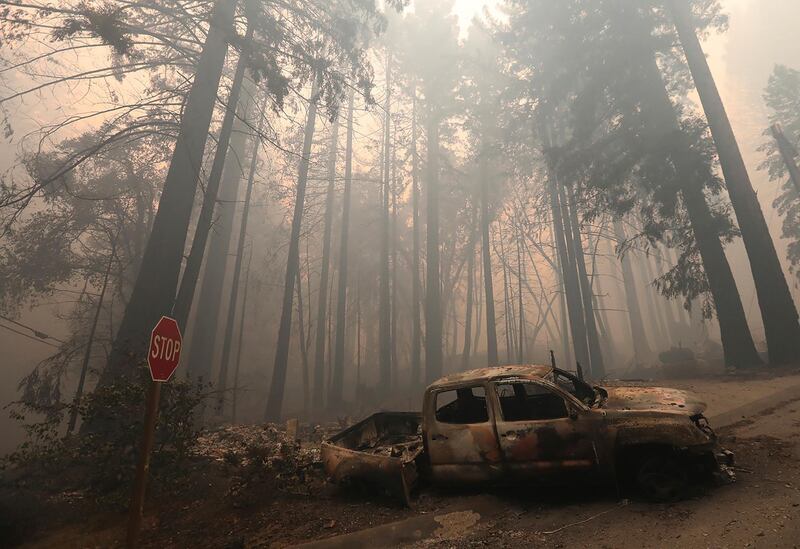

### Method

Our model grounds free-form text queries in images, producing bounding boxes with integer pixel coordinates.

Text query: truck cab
[423,365,614,485]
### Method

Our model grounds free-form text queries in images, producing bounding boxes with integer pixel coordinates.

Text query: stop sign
[147,316,182,382]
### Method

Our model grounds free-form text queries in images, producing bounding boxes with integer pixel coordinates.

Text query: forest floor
[5,366,800,548]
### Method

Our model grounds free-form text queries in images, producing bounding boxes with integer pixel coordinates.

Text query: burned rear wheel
[635,454,688,502]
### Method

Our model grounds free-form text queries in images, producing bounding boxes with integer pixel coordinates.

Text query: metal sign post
[126,316,182,548]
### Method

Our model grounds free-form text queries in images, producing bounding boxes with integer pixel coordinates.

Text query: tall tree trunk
[555,246,572,369]
[634,40,763,368]
[410,91,422,387]
[666,247,694,333]
[356,282,362,397]
[669,0,800,364]
[295,264,310,416]
[771,124,800,193]
[498,224,512,363]
[215,113,261,415]
[231,247,251,425]
[98,0,237,386]
[653,250,683,344]
[549,170,590,370]
[326,276,334,399]
[379,52,392,392]
[564,186,604,376]
[461,207,477,370]
[681,184,763,367]
[479,154,499,365]
[304,239,313,383]
[174,22,254,338]
[330,91,354,408]
[391,124,399,386]
[613,220,653,365]
[312,115,340,413]
[450,300,458,365]
[588,229,616,366]
[424,113,443,383]
[515,217,525,364]
[473,255,483,354]
[635,251,668,348]
[264,71,320,421]
[641,251,671,346]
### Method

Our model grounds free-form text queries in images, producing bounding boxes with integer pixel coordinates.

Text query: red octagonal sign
[147,316,183,382]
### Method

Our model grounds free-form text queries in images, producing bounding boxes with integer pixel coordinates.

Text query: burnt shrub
[3,367,206,507]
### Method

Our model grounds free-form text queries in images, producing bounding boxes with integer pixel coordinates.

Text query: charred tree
[499,224,513,363]
[295,264,310,415]
[424,113,443,383]
[515,216,525,364]
[410,90,423,387]
[264,70,321,421]
[669,0,800,364]
[330,91,354,408]
[215,113,261,415]
[461,205,477,370]
[634,42,763,368]
[479,154,499,366]
[613,220,652,365]
[97,0,237,387]
[555,247,572,369]
[231,248,252,425]
[312,115,340,413]
[564,186,604,376]
[390,124,399,386]
[548,167,590,370]
[174,21,255,347]
[635,251,668,348]
[379,52,392,393]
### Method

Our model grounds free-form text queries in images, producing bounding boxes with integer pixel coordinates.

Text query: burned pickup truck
[322,365,733,503]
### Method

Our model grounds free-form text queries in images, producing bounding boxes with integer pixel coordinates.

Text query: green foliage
[3,371,205,507]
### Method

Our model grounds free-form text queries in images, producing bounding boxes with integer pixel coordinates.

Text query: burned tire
[635,454,688,502]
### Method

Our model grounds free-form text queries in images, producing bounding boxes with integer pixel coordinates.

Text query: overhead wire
[0,314,66,344]
[0,322,61,348]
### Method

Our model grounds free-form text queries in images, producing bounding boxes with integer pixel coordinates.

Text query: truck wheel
[635,454,688,502]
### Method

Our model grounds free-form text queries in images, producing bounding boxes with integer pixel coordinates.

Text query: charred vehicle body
[322,365,733,503]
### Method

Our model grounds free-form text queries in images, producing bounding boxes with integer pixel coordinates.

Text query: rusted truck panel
[321,412,423,505]
[324,365,733,503]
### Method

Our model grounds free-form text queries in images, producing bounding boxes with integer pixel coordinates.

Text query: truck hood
[601,386,706,416]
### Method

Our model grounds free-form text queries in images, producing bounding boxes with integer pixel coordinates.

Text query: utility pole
[66,237,116,436]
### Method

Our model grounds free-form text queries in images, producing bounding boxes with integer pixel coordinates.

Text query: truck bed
[321,412,423,505]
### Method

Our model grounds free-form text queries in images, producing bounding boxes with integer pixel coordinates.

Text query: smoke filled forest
[2,0,800,547]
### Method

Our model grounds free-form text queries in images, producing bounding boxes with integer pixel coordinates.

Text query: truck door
[426,384,503,483]
[492,380,598,479]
